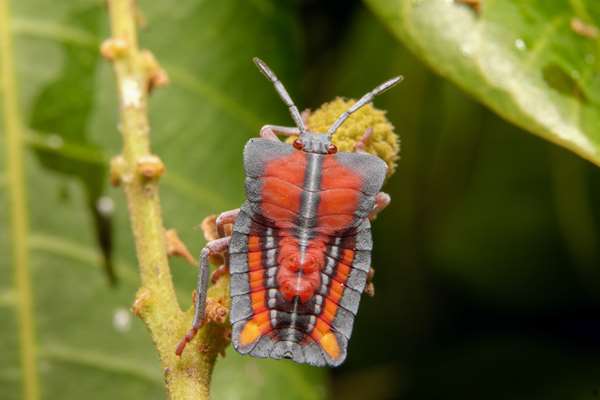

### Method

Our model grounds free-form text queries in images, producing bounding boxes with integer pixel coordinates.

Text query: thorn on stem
[166,229,196,266]
[136,154,165,179]
[100,37,129,60]
[141,50,170,93]
[132,287,152,316]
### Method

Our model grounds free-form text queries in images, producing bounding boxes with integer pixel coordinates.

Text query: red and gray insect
[176,58,401,366]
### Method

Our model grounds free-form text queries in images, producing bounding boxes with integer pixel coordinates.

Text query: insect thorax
[298,133,332,154]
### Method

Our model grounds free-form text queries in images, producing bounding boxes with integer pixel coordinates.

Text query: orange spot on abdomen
[239,320,261,346]
[239,310,272,346]
[320,332,341,359]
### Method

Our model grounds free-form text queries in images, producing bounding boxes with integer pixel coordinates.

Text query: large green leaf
[366,0,600,167]
[0,0,326,398]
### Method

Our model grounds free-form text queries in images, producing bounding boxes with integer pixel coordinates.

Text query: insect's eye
[327,144,338,154]
[293,139,304,150]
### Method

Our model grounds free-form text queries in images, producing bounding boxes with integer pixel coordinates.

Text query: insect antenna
[253,57,306,133]
[327,76,403,138]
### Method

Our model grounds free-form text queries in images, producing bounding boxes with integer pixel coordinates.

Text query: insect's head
[292,133,335,154]
[253,57,402,155]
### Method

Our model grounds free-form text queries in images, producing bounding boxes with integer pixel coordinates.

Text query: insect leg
[353,127,374,153]
[260,125,301,141]
[364,267,376,297]
[369,191,391,221]
[216,208,240,238]
[175,236,231,356]
[210,208,239,283]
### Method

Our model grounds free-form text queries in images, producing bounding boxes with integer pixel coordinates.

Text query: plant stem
[105,1,229,398]
[0,0,39,399]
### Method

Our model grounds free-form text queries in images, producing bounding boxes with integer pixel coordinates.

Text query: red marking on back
[340,249,354,266]
[249,270,265,290]
[320,155,363,191]
[247,252,263,271]
[247,236,261,252]
[277,267,320,303]
[245,235,271,325]
[318,189,360,216]
[334,261,351,282]
[239,235,275,347]
[251,290,267,313]
[260,177,303,219]
[275,237,326,302]
[318,156,363,233]
[260,152,306,226]
[263,151,306,186]
[309,248,355,350]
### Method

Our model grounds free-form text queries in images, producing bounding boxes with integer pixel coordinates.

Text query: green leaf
[0,0,326,398]
[27,3,115,285]
[365,0,600,166]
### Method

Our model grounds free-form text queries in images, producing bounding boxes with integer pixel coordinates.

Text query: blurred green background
[2,0,600,399]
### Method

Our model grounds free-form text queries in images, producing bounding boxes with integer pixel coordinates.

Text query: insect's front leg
[364,267,376,297]
[354,127,374,153]
[210,208,240,283]
[260,125,301,141]
[364,193,390,298]
[175,236,230,356]
[216,208,240,238]
[369,191,391,221]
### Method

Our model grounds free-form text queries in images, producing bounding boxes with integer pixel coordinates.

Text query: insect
[176,58,401,366]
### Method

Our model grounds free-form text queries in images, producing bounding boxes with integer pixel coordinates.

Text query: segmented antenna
[253,57,306,133]
[327,76,403,138]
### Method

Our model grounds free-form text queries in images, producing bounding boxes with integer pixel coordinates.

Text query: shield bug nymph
[176,58,401,367]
